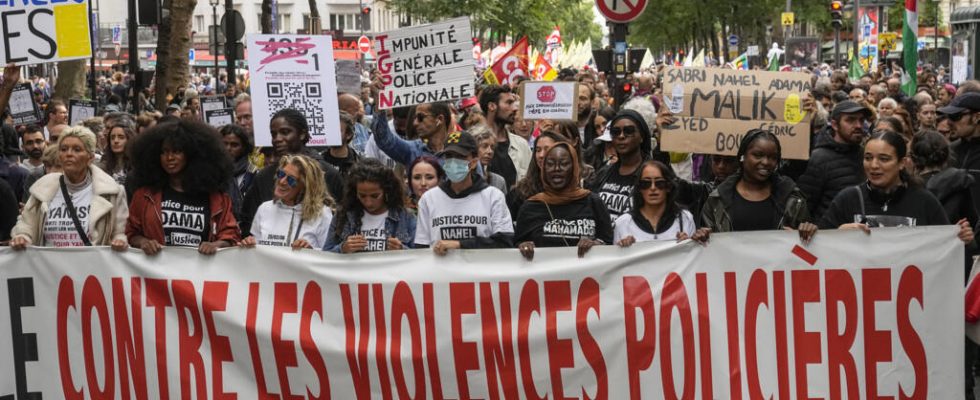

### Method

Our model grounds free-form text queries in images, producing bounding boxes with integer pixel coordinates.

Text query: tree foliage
[378,0,601,47]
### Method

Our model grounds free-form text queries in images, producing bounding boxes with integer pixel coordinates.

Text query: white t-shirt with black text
[415,186,513,246]
[613,210,696,243]
[359,210,389,251]
[250,200,333,249]
[43,184,93,247]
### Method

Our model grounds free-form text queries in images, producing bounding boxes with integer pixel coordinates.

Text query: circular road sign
[595,0,648,23]
[220,10,247,42]
[358,35,371,54]
[728,35,739,46]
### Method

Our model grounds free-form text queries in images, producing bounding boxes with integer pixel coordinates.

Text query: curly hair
[330,158,406,242]
[278,154,334,222]
[128,120,232,195]
[219,124,254,161]
[271,108,310,144]
[911,130,949,170]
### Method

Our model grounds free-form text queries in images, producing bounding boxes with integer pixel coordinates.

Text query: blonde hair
[58,126,97,155]
[278,154,335,222]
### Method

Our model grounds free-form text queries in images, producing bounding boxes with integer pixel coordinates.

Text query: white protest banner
[0,227,963,398]
[661,66,813,160]
[519,81,579,120]
[7,83,40,125]
[0,0,92,64]
[205,108,234,127]
[247,34,341,147]
[68,98,96,125]
[375,17,474,109]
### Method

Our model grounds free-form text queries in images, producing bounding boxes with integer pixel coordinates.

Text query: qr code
[266,82,325,135]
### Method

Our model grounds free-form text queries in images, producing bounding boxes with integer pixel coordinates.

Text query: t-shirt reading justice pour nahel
[595,170,635,220]
[415,186,513,246]
[161,187,209,247]
[43,184,93,247]
[360,210,389,251]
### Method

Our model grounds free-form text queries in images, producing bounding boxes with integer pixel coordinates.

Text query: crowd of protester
[4,60,980,395]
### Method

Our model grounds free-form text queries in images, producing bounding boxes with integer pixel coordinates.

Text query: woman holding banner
[614,160,708,247]
[324,159,415,253]
[10,127,129,250]
[701,129,817,243]
[514,142,612,260]
[126,120,240,255]
[241,154,334,250]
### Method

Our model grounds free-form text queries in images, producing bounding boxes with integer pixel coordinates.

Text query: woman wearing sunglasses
[701,129,816,242]
[240,154,335,250]
[515,142,613,260]
[324,159,415,253]
[126,120,240,255]
[614,160,708,247]
[588,109,655,220]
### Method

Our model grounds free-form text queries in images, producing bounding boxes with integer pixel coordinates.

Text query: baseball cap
[831,100,871,120]
[939,92,980,115]
[439,131,478,158]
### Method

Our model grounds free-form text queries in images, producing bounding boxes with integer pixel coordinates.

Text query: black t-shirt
[490,140,517,188]
[730,191,776,232]
[594,169,635,220]
[514,194,614,247]
[161,187,210,247]
[818,184,950,229]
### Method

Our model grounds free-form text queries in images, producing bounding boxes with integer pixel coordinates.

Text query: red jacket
[126,187,241,246]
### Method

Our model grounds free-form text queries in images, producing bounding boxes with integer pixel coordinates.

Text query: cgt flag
[532,54,558,81]
[484,36,529,86]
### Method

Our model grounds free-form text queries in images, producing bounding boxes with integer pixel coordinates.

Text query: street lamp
[210,0,219,86]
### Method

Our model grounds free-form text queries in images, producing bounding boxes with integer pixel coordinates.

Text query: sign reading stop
[358,35,371,54]
[595,0,648,23]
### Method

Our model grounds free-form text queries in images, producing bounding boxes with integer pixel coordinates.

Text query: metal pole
[835,26,841,68]
[213,3,218,82]
[784,0,791,47]
[224,0,235,89]
[126,0,139,113]
[854,0,861,67]
[935,1,940,67]
[89,0,96,101]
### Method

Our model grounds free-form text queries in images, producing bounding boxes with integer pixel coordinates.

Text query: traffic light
[361,6,371,15]
[830,1,843,28]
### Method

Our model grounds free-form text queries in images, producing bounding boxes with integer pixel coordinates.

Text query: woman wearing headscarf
[126,120,240,255]
[514,142,613,260]
[588,109,666,220]
[11,126,129,250]
[241,154,335,250]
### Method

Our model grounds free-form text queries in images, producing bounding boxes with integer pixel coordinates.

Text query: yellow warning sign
[781,12,795,26]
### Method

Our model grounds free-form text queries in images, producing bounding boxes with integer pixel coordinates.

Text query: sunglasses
[276,169,299,188]
[610,125,638,138]
[415,113,431,122]
[637,179,670,190]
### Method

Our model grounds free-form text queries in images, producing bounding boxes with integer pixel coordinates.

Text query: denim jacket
[371,110,432,167]
[322,207,417,252]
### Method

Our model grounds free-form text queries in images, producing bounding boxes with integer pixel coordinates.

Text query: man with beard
[798,100,871,220]
[576,83,595,143]
[18,125,45,175]
[481,85,531,188]
[370,102,452,167]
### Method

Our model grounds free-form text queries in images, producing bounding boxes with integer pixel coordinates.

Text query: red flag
[485,36,529,86]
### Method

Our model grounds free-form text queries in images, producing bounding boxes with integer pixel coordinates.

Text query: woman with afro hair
[126,119,240,255]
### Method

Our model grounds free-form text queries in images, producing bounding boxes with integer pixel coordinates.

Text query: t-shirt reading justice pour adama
[161,187,209,247]
[43,184,93,247]
[415,186,513,246]
[595,170,635,220]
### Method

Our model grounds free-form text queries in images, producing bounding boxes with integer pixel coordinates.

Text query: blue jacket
[371,110,433,167]
[322,207,417,252]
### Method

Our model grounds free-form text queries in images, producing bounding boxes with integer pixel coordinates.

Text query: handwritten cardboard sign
[0,0,93,64]
[660,67,813,160]
[375,17,474,109]
[519,81,579,121]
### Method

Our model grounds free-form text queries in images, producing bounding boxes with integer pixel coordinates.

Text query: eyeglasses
[415,113,431,122]
[637,179,670,190]
[275,169,299,188]
[609,125,638,138]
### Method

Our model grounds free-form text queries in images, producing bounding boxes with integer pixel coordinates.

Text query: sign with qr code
[246,34,341,147]
[375,17,475,109]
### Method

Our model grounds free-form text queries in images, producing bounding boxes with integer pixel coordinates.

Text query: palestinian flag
[902,0,918,96]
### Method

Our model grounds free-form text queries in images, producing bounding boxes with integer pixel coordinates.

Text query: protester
[240,108,344,234]
[322,111,360,178]
[371,102,452,167]
[912,130,979,234]
[415,131,513,254]
[798,100,870,220]
[338,93,370,154]
[481,85,532,187]
[126,120,239,255]
[507,131,568,218]
[18,125,45,175]
[43,100,67,141]
[469,125,509,193]
[514,142,611,260]
[407,155,445,211]
[10,127,128,250]
[549,119,595,184]
[241,154,334,250]
[702,129,815,241]
[221,124,257,226]
[234,95,254,132]
[820,131,973,243]
[324,159,415,253]
[944,93,980,171]
[613,160,701,246]
[98,115,136,186]
[0,178,15,243]
[588,109,653,220]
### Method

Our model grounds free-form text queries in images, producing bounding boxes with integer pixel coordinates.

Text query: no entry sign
[358,35,371,54]
[595,0,648,23]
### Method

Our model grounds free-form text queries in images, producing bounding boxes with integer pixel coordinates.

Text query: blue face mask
[444,158,471,183]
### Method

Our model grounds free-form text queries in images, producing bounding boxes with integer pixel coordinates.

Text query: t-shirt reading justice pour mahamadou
[415,185,513,246]
[161,187,209,247]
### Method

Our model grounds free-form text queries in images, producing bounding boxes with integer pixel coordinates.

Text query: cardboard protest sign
[375,17,474,109]
[246,34,341,147]
[68,98,96,125]
[0,0,93,64]
[7,83,40,125]
[335,59,362,95]
[519,81,578,120]
[204,108,234,127]
[661,67,813,160]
